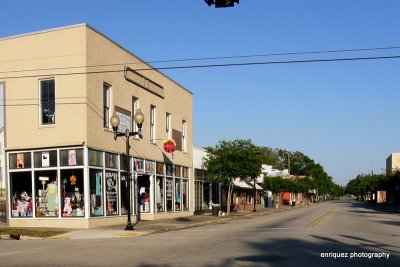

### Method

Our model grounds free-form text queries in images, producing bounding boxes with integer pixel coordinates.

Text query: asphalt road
[0,200,399,266]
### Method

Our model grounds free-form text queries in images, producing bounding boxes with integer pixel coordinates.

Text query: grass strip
[0,227,66,238]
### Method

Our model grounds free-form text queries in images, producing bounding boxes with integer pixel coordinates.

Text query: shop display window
[105,153,118,169]
[195,181,203,211]
[120,172,129,215]
[34,170,58,217]
[166,178,173,212]
[9,153,32,169]
[120,155,130,171]
[90,169,104,217]
[156,162,164,175]
[138,175,150,213]
[34,150,58,168]
[105,171,119,216]
[145,161,156,174]
[89,150,103,167]
[61,169,84,217]
[60,149,84,166]
[166,164,173,176]
[183,179,189,210]
[10,172,33,217]
[155,177,164,212]
[133,158,144,172]
[182,167,189,178]
[175,179,181,211]
[175,166,181,177]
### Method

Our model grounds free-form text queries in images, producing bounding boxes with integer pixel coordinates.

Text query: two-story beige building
[386,153,400,175]
[0,24,193,228]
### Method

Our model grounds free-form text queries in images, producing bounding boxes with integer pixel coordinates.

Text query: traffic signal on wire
[205,0,239,8]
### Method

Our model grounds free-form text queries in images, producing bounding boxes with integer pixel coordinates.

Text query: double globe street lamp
[110,109,144,230]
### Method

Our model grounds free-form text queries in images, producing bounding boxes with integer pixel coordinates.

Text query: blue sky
[1,0,399,185]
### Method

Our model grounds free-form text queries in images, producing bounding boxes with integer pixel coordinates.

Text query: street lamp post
[110,109,144,231]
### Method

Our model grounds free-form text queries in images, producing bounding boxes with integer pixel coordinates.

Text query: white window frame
[132,97,139,132]
[166,112,171,139]
[103,83,111,129]
[150,105,156,142]
[39,78,56,126]
[182,120,187,152]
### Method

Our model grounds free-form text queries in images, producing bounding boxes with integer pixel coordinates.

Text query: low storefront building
[1,24,193,228]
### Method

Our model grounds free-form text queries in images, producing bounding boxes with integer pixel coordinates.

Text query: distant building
[256,164,290,183]
[386,153,400,174]
[0,128,4,192]
[193,146,221,213]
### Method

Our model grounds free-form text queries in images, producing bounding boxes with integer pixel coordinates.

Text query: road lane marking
[305,206,337,228]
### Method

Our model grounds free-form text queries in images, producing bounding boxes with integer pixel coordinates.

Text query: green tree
[259,147,284,169]
[263,176,285,207]
[346,174,389,202]
[204,139,263,215]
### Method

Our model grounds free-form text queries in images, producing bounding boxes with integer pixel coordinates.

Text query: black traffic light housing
[205,0,239,8]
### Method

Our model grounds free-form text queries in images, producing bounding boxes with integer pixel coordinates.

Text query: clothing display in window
[156,180,162,205]
[175,182,180,203]
[90,170,103,216]
[61,172,85,217]
[47,183,58,216]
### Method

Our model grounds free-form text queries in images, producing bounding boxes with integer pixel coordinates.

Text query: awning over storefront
[233,178,262,190]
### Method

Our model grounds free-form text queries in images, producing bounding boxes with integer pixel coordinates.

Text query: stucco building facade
[0,24,193,228]
[386,153,400,174]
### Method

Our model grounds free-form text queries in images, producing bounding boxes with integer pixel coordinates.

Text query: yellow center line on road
[305,206,337,228]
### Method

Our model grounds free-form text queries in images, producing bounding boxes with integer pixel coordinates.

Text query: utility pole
[371,161,374,176]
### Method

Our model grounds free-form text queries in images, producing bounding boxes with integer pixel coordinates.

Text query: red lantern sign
[163,139,176,159]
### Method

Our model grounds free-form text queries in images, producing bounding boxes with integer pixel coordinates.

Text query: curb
[1,234,43,240]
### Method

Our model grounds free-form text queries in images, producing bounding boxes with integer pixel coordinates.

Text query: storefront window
[60,149,84,166]
[34,150,57,168]
[145,161,156,174]
[175,178,181,211]
[105,153,118,169]
[195,181,203,211]
[156,162,164,175]
[133,158,144,173]
[105,171,119,216]
[10,172,33,217]
[35,170,58,217]
[166,164,173,176]
[9,152,32,169]
[61,169,84,217]
[120,155,131,171]
[90,169,103,217]
[182,167,189,178]
[183,179,189,210]
[175,166,181,177]
[120,172,129,215]
[89,150,103,167]
[138,175,150,213]
[166,178,173,212]
[155,177,164,212]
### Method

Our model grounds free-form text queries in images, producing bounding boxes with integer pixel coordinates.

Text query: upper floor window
[40,79,55,125]
[150,105,156,142]
[132,97,139,132]
[182,120,187,152]
[166,112,171,139]
[103,83,111,128]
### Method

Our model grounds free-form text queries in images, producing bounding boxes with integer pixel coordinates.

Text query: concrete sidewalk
[47,205,307,240]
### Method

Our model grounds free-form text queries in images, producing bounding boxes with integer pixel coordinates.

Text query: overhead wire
[0,54,400,80]
[1,45,400,75]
